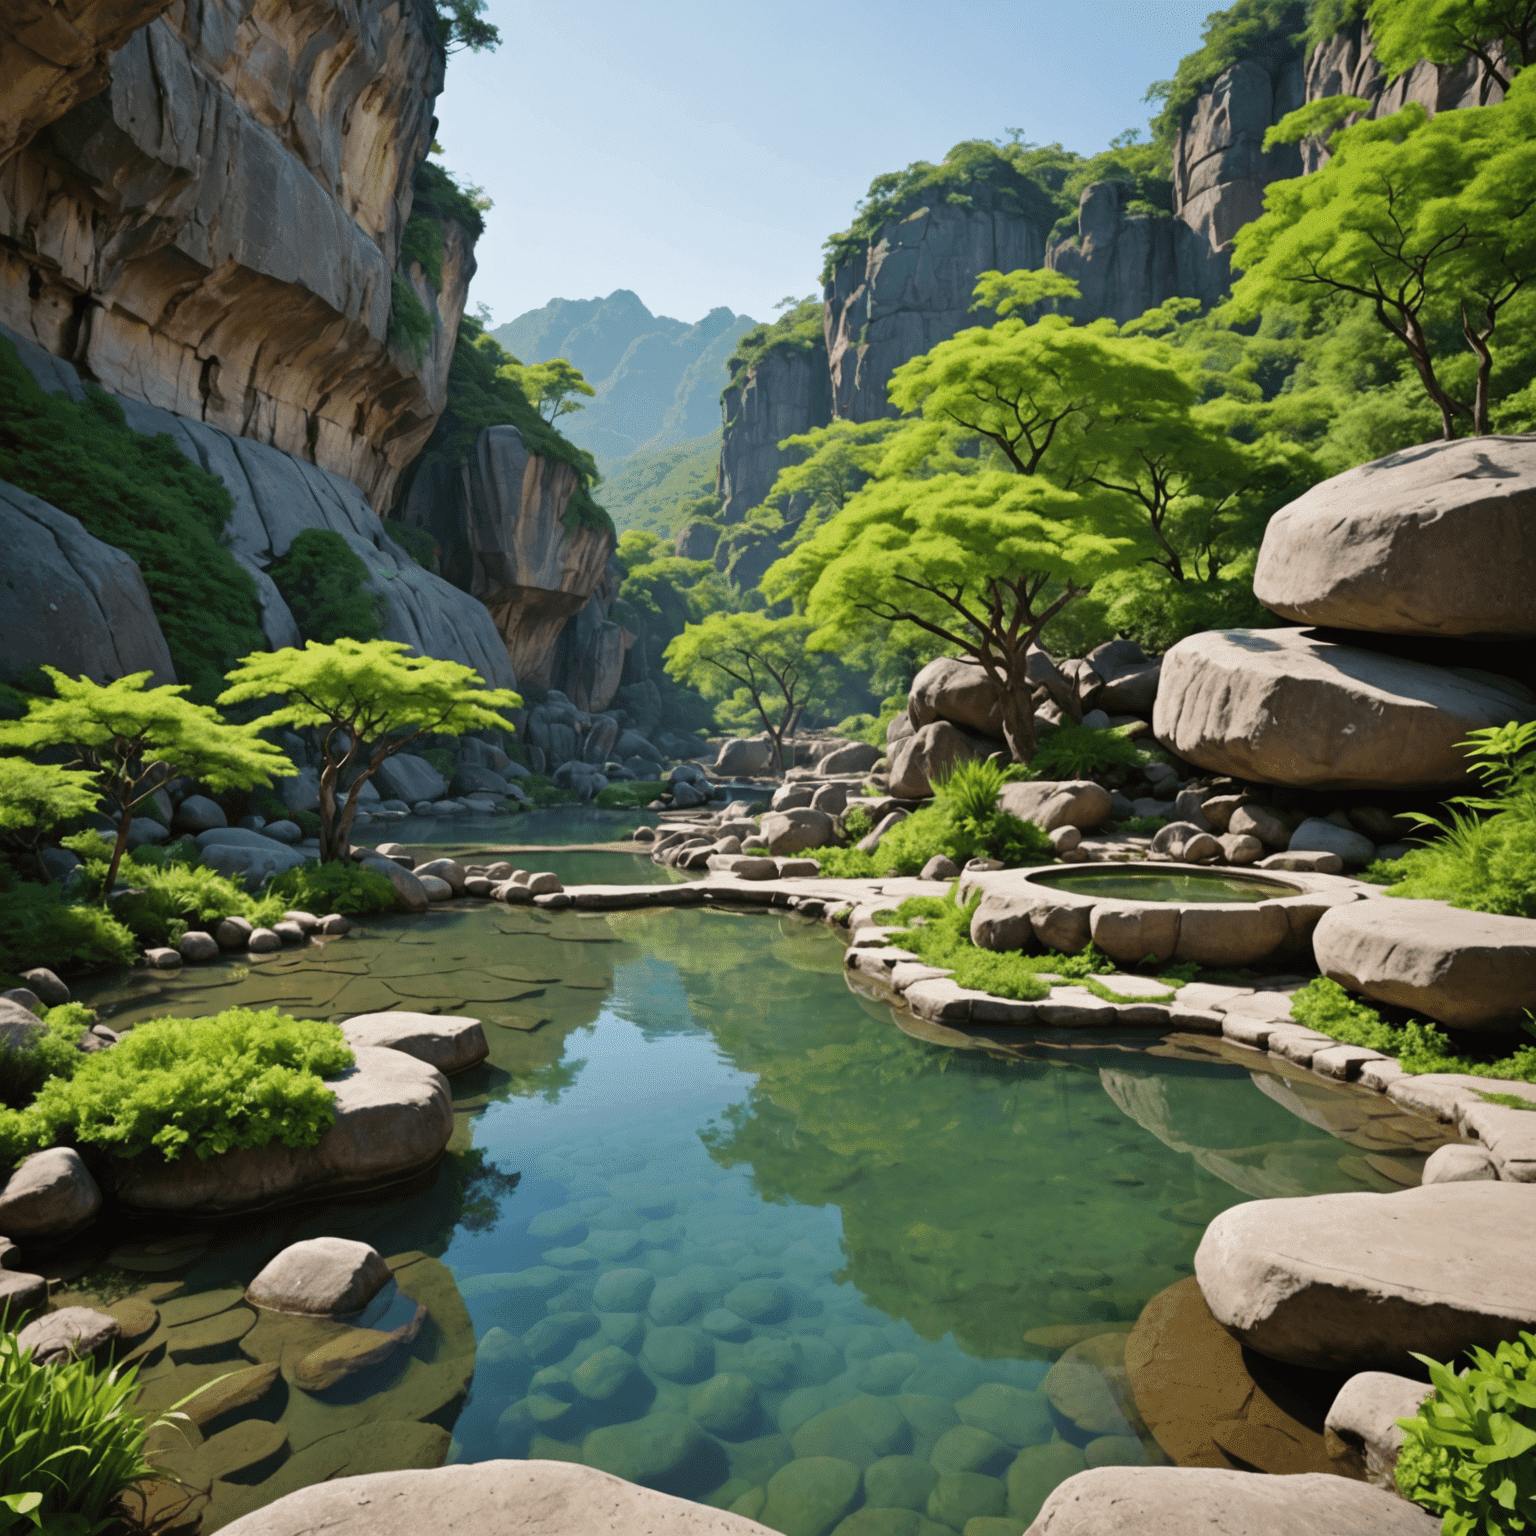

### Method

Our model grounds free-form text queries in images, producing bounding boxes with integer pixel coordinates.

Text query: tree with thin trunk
[1236,77,1536,439]
[219,640,522,864]
[1367,0,1533,96]
[0,669,293,898]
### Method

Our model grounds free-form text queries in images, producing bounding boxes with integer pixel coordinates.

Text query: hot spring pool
[1027,867,1301,904]
[65,904,1442,1532]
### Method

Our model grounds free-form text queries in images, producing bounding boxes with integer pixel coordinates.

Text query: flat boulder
[246,1237,392,1316]
[760,807,836,855]
[1312,898,1536,1029]
[1194,1183,1536,1372]
[200,840,307,891]
[888,720,981,800]
[17,1306,119,1364]
[0,1147,102,1241]
[909,657,1006,738]
[373,752,447,805]
[214,1459,775,1534]
[1023,1466,1439,1534]
[997,780,1113,832]
[1253,435,1536,640]
[112,1047,453,1215]
[342,1012,489,1075]
[1152,627,1536,790]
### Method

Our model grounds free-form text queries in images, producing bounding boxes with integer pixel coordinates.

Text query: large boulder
[246,1237,392,1316]
[1023,1467,1439,1535]
[0,995,43,1055]
[817,740,882,776]
[358,857,431,914]
[760,807,836,855]
[0,1148,102,1241]
[17,1307,119,1365]
[214,1459,775,1535]
[1193,1183,1536,1372]
[888,720,981,800]
[0,478,177,689]
[374,753,447,805]
[1086,640,1161,716]
[909,657,1006,738]
[342,1012,489,1075]
[111,1047,453,1215]
[997,781,1113,832]
[1152,628,1536,790]
[715,736,773,777]
[1253,436,1536,640]
[200,840,307,891]
[1312,898,1536,1029]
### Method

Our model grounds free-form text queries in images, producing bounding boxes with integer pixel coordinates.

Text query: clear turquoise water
[65,902,1442,1533]
[1028,868,1301,904]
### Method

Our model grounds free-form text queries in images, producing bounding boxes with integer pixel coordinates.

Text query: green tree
[0,760,100,880]
[1368,0,1534,93]
[502,358,596,426]
[0,670,293,897]
[664,613,834,775]
[763,472,1133,764]
[759,419,901,542]
[435,0,500,53]
[218,640,521,863]
[267,529,384,645]
[1236,75,1536,437]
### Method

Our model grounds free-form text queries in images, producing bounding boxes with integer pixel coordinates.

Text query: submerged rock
[341,1012,489,1076]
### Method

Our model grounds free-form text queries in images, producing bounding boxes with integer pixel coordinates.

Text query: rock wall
[400,425,619,699]
[716,342,832,524]
[0,0,459,512]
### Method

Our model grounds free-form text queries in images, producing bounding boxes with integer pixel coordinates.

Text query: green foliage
[595,781,668,809]
[384,518,437,570]
[1368,0,1535,90]
[1395,1331,1536,1536]
[842,804,874,841]
[219,639,521,863]
[434,0,500,52]
[267,529,383,645]
[0,1004,88,1112]
[598,434,721,539]
[500,358,595,426]
[1290,978,1536,1080]
[614,529,735,684]
[412,159,492,240]
[757,419,902,546]
[1114,815,1168,835]
[933,759,1053,864]
[0,881,139,977]
[725,300,825,390]
[0,338,264,702]
[81,853,280,948]
[1028,722,1149,780]
[389,275,434,367]
[1263,94,1375,148]
[418,746,455,779]
[266,861,395,916]
[16,1007,354,1164]
[400,214,444,290]
[0,1329,174,1535]
[520,774,568,808]
[0,761,99,872]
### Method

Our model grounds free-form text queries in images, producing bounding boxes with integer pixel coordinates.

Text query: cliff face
[400,426,620,699]
[716,342,832,524]
[0,0,457,512]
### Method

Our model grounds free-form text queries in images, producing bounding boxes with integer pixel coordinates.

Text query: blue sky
[433,0,1216,328]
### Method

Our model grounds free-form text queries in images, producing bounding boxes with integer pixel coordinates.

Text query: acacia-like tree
[219,640,521,863]
[0,670,293,896]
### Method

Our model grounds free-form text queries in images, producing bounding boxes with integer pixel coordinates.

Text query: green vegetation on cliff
[268,528,384,645]
[0,339,265,702]
[725,299,826,390]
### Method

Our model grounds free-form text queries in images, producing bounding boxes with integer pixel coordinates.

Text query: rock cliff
[716,341,832,524]
[400,425,620,700]
[0,0,459,512]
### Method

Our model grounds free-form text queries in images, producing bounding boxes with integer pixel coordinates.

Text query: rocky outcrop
[717,342,831,523]
[0,476,175,687]
[1253,436,1536,639]
[400,424,616,696]
[0,0,459,511]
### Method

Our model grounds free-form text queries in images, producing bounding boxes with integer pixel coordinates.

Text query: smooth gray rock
[17,969,68,1007]
[262,818,303,844]
[1325,1372,1433,1489]
[246,1237,392,1316]
[1228,802,1291,848]
[413,857,467,895]
[0,478,177,689]
[1254,436,1536,639]
[341,1011,489,1075]
[216,916,254,950]
[888,720,981,800]
[0,1148,102,1241]
[818,740,881,776]
[1023,1466,1440,1534]
[17,1306,119,1364]
[998,780,1114,832]
[1421,1144,1498,1184]
[178,930,220,963]
[175,794,228,833]
[452,764,509,798]
[0,996,43,1054]
[909,657,1007,738]
[1313,897,1536,1029]
[1153,627,1536,789]
[358,857,430,914]
[279,766,322,815]
[760,807,836,855]
[374,753,447,805]
[0,1268,48,1320]
[1289,817,1376,866]
[1194,1183,1536,1371]
[200,840,307,891]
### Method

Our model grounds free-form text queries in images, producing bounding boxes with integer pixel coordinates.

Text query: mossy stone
[648,1278,703,1325]
[792,1395,909,1469]
[760,1455,861,1536]
[524,1312,598,1365]
[527,1208,588,1241]
[177,1361,279,1428]
[723,1278,791,1323]
[852,1351,919,1396]
[863,1454,939,1511]
[161,1419,287,1488]
[930,1425,1010,1477]
[779,1385,827,1438]
[724,1432,793,1488]
[642,1325,714,1383]
[963,1520,1027,1536]
[571,1345,636,1401]
[1005,1443,1086,1524]
[475,1326,531,1391]
[585,1229,641,1262]
[954,1384,1052,1448]
[741,1335,800,1388]
[731,1486,768,1520]
[926,1471,1006,1529]
[596,1311,645,1351]
[702,1308,751,1340]
[896,1395,960,1461]
[793,1335,847,1385]
[593,1268,655,1313]
[1084,1434,1147,1467]
[684,1372,755,1437]
[582,1412,710,1488]
[830,1512,948,1536]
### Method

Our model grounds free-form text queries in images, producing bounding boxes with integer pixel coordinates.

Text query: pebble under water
[66,898,1449,1534]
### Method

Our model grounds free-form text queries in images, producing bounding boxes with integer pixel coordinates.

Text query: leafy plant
[519,774,568,808]
[0,1328,184,1536]
[267,861,395,916]
[389,275,434,367]
[932,759,1051,865]
[0,881,138,979]
[595,781,668,809]
[8,1007,353,1167]
[1395,1330,1536,1536]
[267,529,383,645]
[842,804,874,841]
[0,761,99,879]
[816,788,1049,880]
[0,1004,89,1111]
[1028,722,1149,781]
[1114,815,1168,835]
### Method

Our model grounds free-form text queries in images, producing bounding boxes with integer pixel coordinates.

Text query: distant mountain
[492,291,757,471]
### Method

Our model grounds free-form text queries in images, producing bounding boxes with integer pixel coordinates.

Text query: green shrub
[0,1328,176,1534]
[0,1004,89,1111]
[1029,722,1148,781]
[843,804,874,841]
[389,275,434,366]
[1291,978,1536,1082]
[0,881,137,977]
[1114,815,1168,835]
[267,529,383,645]
[268,861,395,916]
[15,1007,353,1165]
[521,774,569,808]
[400,213,444,290]
[1395,1330,1536,1535]
[418,747,455,780]
[384,519,437,570]
[0,339,264,702]
[595,781,668,809]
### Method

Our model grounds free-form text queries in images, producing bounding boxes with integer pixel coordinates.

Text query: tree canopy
[1367,0,1534,92]
[219,640,520,862]
[503,358,596,427]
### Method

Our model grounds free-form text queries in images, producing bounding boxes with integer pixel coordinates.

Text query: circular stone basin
[1029,868,1302,904]
[964,861,1371,969]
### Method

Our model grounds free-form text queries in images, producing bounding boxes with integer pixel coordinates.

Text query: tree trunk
[317,753,344,863]
[103,811,133,901]
[994,669,1037,765]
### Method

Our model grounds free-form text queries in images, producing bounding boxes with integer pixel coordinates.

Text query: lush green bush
[1114,815,1168,835]
[0,1004,90,1111]
[1395,1330,1536,1536]
[1029,722,1149,781]
[400,213,445,290]
[3,1008,353,1169]
[596,781,667,809]
[1290,978,1536,1082]
[0,880,138,978]
[842,803,874,842]
[521,774,569,808]
[268,862,395,916]
[418,746,455,781]
[0,1328,172,1535]
[0,339,264,702]
[389,275,434,366]
[267,529,383,645]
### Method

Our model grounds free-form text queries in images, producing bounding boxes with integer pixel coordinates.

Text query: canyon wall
[0,0,459,512]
